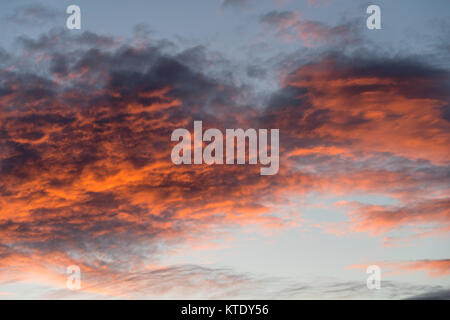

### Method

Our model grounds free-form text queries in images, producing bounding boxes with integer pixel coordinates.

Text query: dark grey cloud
[260,10,295,25]
[275,279,449,300]
[406,289,450,300]
[246,65,267,79]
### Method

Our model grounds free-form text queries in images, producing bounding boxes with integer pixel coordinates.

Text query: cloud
[4,258,446,299]
[0,25,449,298]
[0,29,301,294]
[346,199,450,236]
[272,52,449,240]
[16,28,118,53]
[260,10,357,47]
[406,289,450,300]
[34,264,263,299]
[5,4,58,26]
[349,259,450,278]
[399,260,450,278]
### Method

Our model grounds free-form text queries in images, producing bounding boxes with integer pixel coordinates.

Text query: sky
[0,0,449,299]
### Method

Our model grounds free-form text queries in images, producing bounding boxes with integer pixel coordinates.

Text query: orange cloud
[260,11,355,47]
[1,29,449,297]
[349,259,450,278]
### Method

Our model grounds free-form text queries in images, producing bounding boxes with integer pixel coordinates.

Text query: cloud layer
[0,5,449,297]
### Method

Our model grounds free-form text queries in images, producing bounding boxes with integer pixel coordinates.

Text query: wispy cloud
[349,259,450,278]
[5,4,58,27]
[260,10,358,46]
